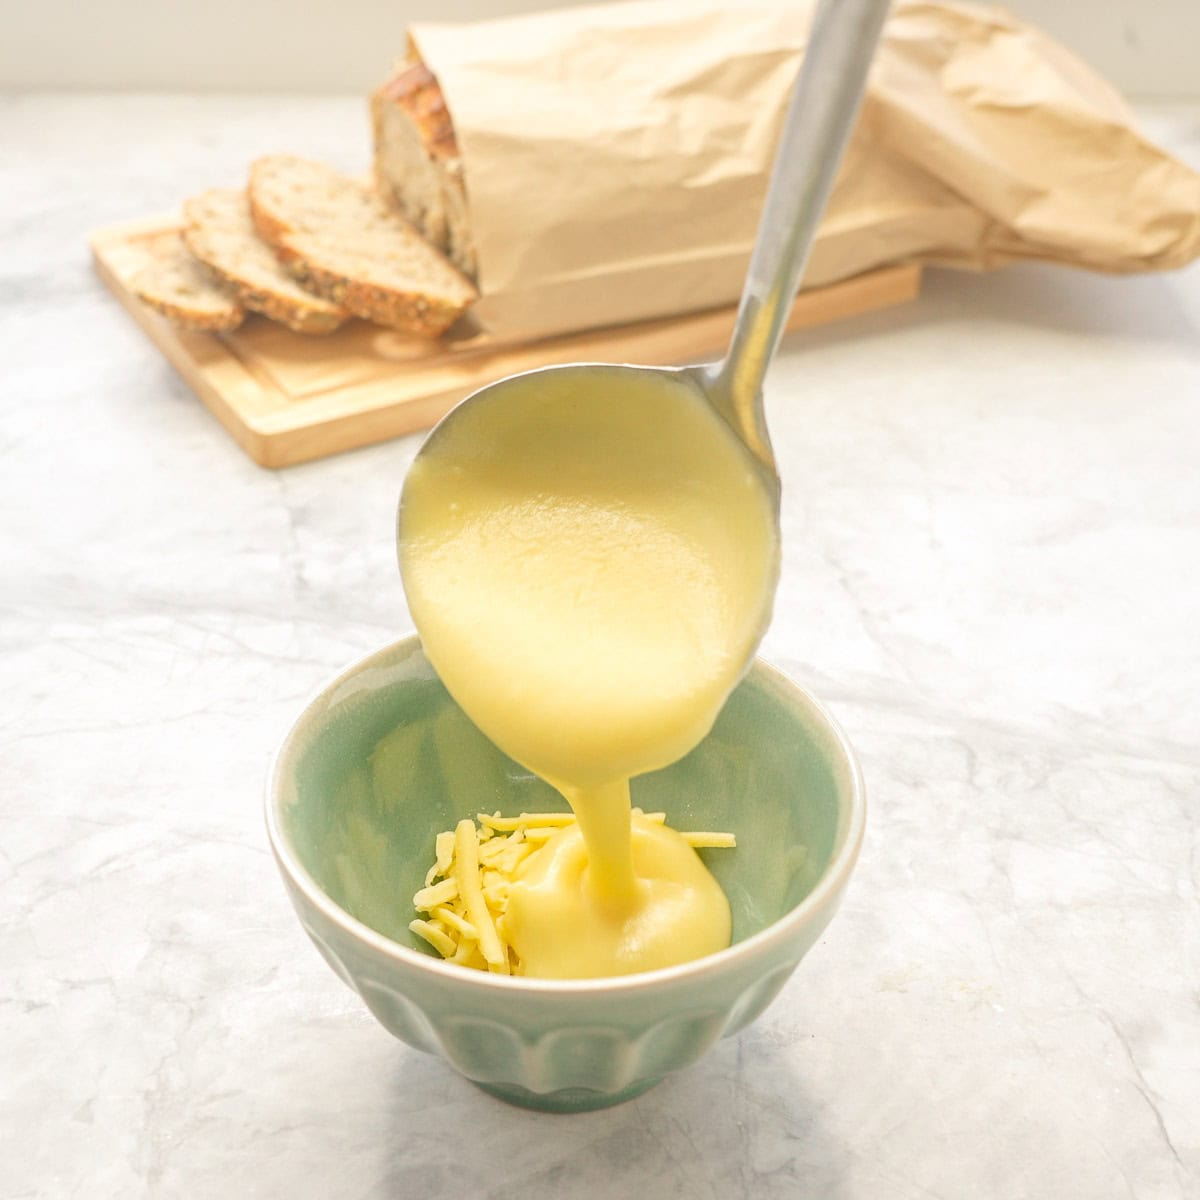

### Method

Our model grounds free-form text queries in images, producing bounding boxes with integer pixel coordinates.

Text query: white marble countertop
[2,95,1198,1199]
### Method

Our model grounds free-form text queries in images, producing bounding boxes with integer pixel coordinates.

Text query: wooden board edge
[91,207,923,469]
[251,262,924,467]
[254,386,467,468]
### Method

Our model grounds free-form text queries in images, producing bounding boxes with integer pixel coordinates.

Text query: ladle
[404,0,890,505]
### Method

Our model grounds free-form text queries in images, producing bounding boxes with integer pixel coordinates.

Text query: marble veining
[1,95,1198,1198]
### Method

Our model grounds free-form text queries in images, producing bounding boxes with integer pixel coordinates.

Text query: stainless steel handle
[706,0,892,471]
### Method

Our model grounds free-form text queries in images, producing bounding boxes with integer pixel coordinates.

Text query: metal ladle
[403,0,891,513]
[702,0,892,482]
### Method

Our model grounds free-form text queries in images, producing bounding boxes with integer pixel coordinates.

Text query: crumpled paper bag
[408,0,1200,339]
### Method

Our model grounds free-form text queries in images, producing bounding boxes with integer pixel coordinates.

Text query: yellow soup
[399,367,778,978]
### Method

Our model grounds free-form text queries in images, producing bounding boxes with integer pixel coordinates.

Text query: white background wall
[0,0,1196,97]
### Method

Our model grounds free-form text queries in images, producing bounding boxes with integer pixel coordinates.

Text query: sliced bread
[130,231,244,332]
[248,154,478,337]
[182,188,346,335]
[372,62,477,279]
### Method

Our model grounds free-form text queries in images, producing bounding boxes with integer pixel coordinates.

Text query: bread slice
[130,231,244,332]
[372,62,477,279]
[182,188,346,335]
[248,154,478,337]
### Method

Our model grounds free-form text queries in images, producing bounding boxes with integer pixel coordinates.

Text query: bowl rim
[265,634,866,996]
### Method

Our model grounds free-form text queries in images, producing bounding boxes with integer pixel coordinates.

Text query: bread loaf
[248,154,478,337]
[372,63,477,280]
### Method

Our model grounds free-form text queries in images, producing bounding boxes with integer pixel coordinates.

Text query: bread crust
[379,63,459,163]
[135,289,244,332]
[266,237,469,336]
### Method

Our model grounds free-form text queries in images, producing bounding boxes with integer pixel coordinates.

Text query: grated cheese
[411,809,735,975]
[412,877,458,910]
[453,818,509,973]
[409,918,456,958]
[681,832,737,849]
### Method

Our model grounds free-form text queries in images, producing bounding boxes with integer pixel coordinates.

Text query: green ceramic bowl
[266,636,865,1112]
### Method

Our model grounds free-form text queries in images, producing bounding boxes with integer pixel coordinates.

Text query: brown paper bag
[409,0,1200,340]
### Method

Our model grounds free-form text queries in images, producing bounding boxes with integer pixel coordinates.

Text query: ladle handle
[707,0,892,470]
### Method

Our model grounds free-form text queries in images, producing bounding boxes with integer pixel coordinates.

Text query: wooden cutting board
[91,214,921,469]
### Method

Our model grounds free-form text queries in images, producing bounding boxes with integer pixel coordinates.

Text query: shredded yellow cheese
[453,819,508,974]
[478,811,576,833]
[411,877,458,910]
[409,918,456,959]
[681,831,737,849]
[409,809,735,975]
[434,831,455,874]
